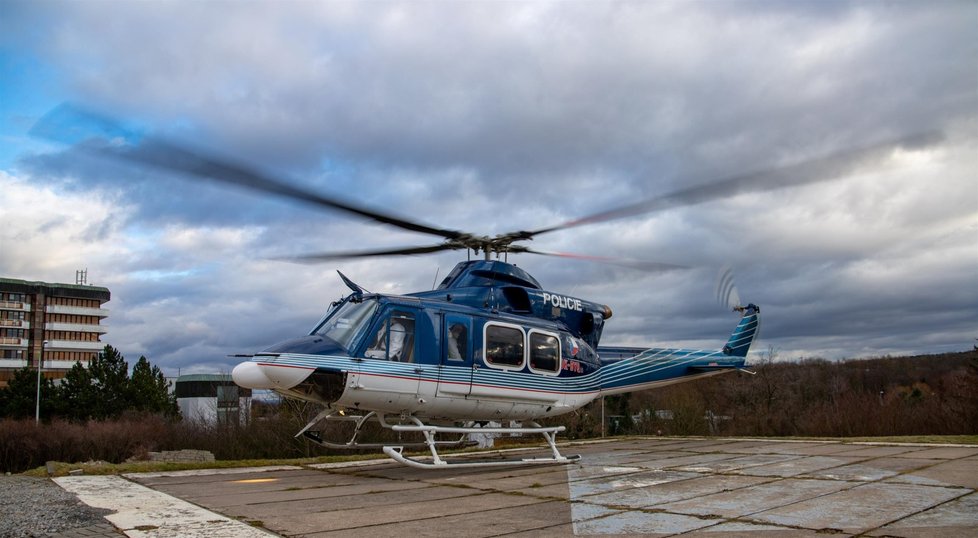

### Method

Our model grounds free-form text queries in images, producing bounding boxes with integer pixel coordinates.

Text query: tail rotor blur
[716,265,742,311]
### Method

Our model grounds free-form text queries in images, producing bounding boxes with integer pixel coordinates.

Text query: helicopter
[232,261,758,468]
[30,104,934,468]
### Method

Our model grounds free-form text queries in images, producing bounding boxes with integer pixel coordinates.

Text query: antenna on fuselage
[431,267,440,290]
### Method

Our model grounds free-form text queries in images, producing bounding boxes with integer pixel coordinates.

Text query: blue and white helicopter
[33,105,929,468]
[233,259,759,468]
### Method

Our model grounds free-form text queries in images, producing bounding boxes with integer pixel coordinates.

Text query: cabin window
[529,331,560,374]
[365,311,416,363]
[485,323,524,368]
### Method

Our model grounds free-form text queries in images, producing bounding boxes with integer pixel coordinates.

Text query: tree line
[2,345,975,474]
[0,345,179,421]
[554,349,978,439]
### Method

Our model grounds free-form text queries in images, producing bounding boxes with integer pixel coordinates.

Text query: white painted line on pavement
[54,475,275,538]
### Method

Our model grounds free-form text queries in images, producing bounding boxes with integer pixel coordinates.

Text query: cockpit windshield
[311,297,379,352]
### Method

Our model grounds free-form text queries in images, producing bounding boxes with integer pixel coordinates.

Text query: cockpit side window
[528,330,560,374]
[365,310,416,363]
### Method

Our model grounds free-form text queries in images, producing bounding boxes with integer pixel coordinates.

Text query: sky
[1,1,975,375]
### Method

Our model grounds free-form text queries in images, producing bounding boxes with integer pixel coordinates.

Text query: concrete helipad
[57,438,978,536]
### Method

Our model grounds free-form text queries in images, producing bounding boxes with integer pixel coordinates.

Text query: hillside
[560,350,978,438]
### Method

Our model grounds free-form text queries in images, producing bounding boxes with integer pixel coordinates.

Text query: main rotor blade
[522,248,688,272]
[524,131,943,237]
[280,243,459,263]
[31,104,464,241]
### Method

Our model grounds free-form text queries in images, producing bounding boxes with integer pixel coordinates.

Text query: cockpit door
[436,314,473,397]
[357,307,421,407]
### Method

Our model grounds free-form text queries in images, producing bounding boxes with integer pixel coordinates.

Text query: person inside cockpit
[447,323,467,360]
[366,319,407,361]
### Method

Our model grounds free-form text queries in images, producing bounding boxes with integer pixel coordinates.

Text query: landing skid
[385,419,580,469]
[296,409,469,451]
[296,409,579,468]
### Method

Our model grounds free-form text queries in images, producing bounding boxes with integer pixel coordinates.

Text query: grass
[23,434,977,477]
[600,434,978,445]
[23,453,387,478]
[710,434,978,445]
[829,434,978,445]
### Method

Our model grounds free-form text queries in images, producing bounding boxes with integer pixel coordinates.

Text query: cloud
[1,1,976,372]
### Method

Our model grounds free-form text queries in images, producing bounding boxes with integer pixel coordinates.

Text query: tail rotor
[716,265,742,311]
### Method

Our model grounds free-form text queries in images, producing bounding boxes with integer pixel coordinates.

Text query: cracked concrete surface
[57,438,978,536]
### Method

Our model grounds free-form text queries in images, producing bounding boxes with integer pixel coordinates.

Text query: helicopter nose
[232,361,272,389]
[232,360,313,390]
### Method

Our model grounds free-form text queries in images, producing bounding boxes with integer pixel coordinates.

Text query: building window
[217,384,239,408]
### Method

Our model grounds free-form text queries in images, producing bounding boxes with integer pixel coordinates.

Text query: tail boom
[596,304,760,396]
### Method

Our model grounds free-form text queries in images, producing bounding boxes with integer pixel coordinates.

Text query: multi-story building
[0,277,110,388]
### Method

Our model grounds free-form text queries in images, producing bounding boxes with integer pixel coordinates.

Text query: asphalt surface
[54,438,978,537]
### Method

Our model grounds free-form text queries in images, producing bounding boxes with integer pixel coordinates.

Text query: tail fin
[722,304,760,357]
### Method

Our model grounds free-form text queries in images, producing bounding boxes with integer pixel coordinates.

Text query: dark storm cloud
[65,2,965,181]
[3,1,975,368]
[20,1,974,230]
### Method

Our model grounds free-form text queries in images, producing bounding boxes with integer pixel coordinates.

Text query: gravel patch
[0,475,115,537]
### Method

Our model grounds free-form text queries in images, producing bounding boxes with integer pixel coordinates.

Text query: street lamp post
[35,340,48,424]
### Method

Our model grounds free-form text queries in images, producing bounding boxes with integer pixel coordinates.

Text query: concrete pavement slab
[648,439,739,451]
[573,509,718,535]
[654,477,853,518]
[827,444,929,457]
[890,446,978,459]
[305,500,572,537]
[568,469,703,498]
[869,492,978,537]
[513,481,572,500]
[135,469,359,493]
[439,467,574,493]
[687,521,818,535]
[800,455,939,481]
[734,455,863,477]
[213,484,487,523]
[671,453,803,473]
[134,470,428,508]
[750,481,969,533]
[847,456,938,471]
[801,462,902,481]
[716,441,853,456]
[61,438,978,537]
[683,440,775,453]
[889,459,978,489]
[620,452,746,470]
[582,473,772,509]
[261,491,550,534]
